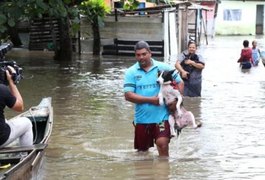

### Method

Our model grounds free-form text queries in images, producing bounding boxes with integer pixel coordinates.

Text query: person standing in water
[123,41,184,157]
[237,40,253,69]
[251,40,261,66]
[175,41,205,97]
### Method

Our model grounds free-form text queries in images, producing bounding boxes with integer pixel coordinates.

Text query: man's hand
[6,65,24,111]
[152,96,160,106]
[5,66,16,84]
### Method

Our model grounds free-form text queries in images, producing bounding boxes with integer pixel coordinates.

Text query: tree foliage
[121,0,140,11]
[0,0,80,37]
[79,0,110,55]
[79,0,110,25]
[0,0,81,60]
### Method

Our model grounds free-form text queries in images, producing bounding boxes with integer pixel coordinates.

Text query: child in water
[237,40,253,69]
[251,40,261,66]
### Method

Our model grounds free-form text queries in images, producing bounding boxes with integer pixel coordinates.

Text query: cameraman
[0,66,33,148]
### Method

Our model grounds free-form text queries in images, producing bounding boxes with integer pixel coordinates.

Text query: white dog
[157,70,200,137]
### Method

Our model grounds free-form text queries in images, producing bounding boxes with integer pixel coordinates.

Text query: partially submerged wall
[80,15,164,53]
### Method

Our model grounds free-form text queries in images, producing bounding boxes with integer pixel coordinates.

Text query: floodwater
[5,35,265,180]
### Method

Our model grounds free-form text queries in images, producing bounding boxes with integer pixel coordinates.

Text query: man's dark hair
[134,41,150,51]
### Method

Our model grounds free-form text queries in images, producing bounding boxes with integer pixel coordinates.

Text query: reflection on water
[5,35,265,179]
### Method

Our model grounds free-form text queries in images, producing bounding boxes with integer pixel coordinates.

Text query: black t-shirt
[0,84,16,145]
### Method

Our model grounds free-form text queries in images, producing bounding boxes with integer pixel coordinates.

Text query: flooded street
[5,35,265,180]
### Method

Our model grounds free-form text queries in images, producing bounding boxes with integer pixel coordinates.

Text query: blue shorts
[241,62,251,69]
[134,121,170,151]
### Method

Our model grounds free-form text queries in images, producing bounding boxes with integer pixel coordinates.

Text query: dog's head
[157,69,175,85]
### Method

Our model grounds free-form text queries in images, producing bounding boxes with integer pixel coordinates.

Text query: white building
[215,0,265,35]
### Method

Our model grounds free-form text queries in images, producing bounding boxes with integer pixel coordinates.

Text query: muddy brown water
[4,35,265,180]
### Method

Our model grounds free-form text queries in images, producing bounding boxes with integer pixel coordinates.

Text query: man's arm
[124,91,159,105]
[6,67,24,112]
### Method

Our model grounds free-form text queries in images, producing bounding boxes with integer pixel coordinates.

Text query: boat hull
[0,97,53,180]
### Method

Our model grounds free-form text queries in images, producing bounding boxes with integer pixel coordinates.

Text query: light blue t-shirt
[252,48,260,65]
[124,59,182,124]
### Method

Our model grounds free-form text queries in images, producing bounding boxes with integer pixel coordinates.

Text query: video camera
[0,61,23,85]
[0,43,23,85]
[0,43,12,59]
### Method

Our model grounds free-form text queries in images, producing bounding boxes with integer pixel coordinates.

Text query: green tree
[0,0,80,61]
[79,0,110,55]
[121,0,140,10]
[0,0,26,46]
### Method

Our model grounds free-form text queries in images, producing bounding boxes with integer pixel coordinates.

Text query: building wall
[215,1,258,35]
[201,3,216,37]
[100,16,163,42]
[79,15,164,53]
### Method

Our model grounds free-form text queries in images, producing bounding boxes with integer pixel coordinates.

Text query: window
[223,9,242,21]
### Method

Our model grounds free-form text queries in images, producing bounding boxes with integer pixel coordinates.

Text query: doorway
[256,5,264,35]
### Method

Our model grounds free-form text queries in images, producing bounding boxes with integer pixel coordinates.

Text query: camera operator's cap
[134,41,150,51]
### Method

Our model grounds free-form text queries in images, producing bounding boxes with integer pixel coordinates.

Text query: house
[81,0,218,55]
[200,0,219,37]
[215,0,265,35]
[106,0,157,9]
[181,1,217,46]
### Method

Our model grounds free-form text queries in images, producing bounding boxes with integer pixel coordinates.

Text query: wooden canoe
[0,97,53,180]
